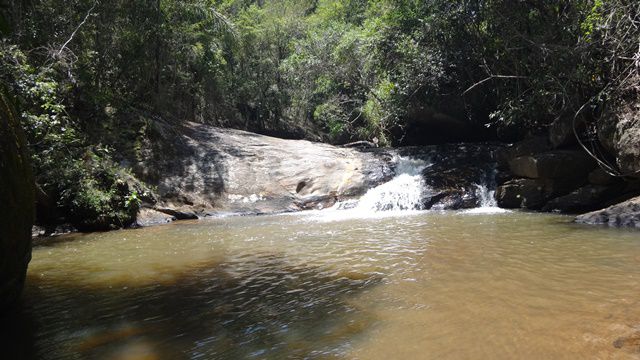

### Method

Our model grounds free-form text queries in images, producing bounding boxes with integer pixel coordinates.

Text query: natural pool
[4,210,640,359]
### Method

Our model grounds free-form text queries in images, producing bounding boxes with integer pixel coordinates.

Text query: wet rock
[428,191,479,210]
[135,208,176,227]
[508,150,596,179]
[396,143,503,210]
[496,179,545,209]
[575,196,640,228]
[0,97,35,311]
[154,207,199,220]
[295,194,338,210]
[32,224,76,237]
[543,185,623,213]
[31,225,46,238]
[133,122,505,215]
[502,136,552,163]
[588,168,618,186]
[494,169,514,186]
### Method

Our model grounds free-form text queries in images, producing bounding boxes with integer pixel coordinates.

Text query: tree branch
[462,75,528,95]
[56,0,97,58]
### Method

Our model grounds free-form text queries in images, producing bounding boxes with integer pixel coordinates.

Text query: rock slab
[135,122,394,218]
[508,150,595,179]
[575,196,640,228]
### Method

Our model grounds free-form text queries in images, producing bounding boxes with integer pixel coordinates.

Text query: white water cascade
[308,155,507,221]
[355,157,428,212]
[463,183,510,214]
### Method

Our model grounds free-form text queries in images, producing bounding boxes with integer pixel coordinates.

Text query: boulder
[153,207,199,220]
[427,191,479,210]
[537,177,587,199]
[496,179,546,209]
[135,122,394,215]
[495,136,551,168]
[135,208,176,227]
[0,92,34,311]
[613,118,640,178]
[542,185,622,213]
[588,167,618,186]
[508,150,596,179]
[575,196,640,228]
[295,194,338,210]
[549,117,586,148]
[598,76,640,179]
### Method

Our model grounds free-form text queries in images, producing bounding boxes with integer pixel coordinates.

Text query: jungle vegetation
[1,0,638,229]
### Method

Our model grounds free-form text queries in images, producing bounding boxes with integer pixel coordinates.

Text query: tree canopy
[1,0,638,228]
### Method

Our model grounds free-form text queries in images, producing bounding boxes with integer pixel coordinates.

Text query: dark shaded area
[0,85,34,312]
[399,103,497,146]
[132,121,227,209]
[1,253,381,359]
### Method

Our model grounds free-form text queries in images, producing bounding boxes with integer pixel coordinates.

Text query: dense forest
[1,0,639,229]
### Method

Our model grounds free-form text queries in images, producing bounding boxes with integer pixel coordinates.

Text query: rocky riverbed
[131,122,505,226]
[99,121,640,229]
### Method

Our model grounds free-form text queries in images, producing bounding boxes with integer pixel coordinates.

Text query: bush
[0,43,143,231]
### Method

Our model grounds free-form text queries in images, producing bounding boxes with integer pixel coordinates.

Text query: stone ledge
[575,196,640,228]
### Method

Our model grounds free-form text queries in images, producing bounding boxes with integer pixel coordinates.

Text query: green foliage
[2,0,638,228]
[582,0,604,39]
[0,44,141,230]
[5,0,627,145]
[57,151,141,230]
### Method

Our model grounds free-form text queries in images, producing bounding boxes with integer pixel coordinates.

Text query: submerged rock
[575,196,640,228]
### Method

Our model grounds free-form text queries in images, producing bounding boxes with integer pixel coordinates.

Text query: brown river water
[3,210,640,359]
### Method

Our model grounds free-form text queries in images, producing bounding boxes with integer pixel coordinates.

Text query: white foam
[462,184,510,214]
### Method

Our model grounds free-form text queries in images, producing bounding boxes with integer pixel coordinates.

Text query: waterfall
[475,183,499,208]
[354,157,428,212]
[311,154,508,221]
[463,181,510,214]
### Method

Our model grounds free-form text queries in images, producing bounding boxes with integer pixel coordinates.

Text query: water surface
[4,211,640,359]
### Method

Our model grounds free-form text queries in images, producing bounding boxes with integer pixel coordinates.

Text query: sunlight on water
[5,212,640,360]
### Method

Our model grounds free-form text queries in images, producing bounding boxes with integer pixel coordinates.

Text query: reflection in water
[5,252,379,359]
[4,212,640,359]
